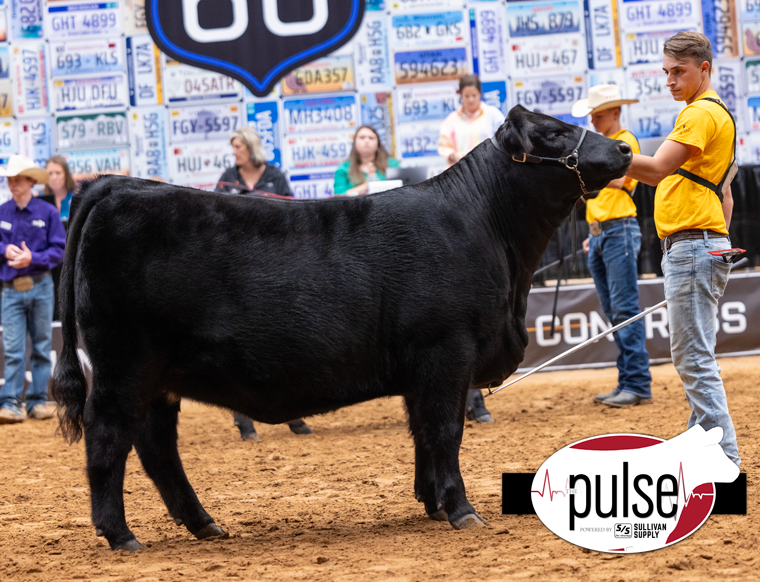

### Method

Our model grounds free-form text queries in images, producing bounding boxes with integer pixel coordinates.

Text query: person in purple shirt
[0,156,66,424]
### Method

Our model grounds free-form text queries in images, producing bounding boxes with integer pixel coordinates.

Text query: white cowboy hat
[0,155,49,184]
[571,84,639,118]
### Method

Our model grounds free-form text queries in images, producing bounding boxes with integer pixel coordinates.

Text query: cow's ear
[501,110,534,154]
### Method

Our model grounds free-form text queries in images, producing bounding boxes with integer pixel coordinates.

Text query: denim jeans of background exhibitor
[587,217,652,397]
[0,276,54,414]
[662,236,740,467]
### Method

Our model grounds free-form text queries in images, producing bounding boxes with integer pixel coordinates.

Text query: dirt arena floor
[1,356,757,581]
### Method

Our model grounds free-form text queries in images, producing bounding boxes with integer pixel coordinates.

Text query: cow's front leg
[134,397,224,540]
[405,396,446,521]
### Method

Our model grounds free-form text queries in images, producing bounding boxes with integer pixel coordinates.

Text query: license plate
[626,64,670,104]
[168,104,241,145]
[126,35,163,106]
[510,75,586,116]
[395,84,458,123]
[18,117,53,167]
[627,102,684,139]
[396,121,441,159]
[130,107,169,180]
[121,0,147,35]
[744,58,760,95]
[12,44,49,116]
[282,55,356,95]
[619,0,700,32]
[623,30,688,66]
[390,0,464,13]
[56,111,128,150]
[50,38,124,76]
[289,172,336,199]
[703,0,740,58]
[737,134,760,164]
[583,0,622,69]
[247,101,282,168]
[283,95,357,133]
[0,120,17,156]
[742,21,760,56]
[10,0,44,40]
[507,0,582,38]
[285,132,354,171]
[46,2,121,41]
[510,34,584,76]
[482,80,508,116]
[394,47,468,85]
[52,74,126,111]
[354,14,392,90]
[0,49,11,116]
[169,141,236,191]
[63,147,130,181]
[740,0,760,19]
[748,96,760,131]
[714,59,743,130]
[470,6,507,80]
[163,59,242,103]
[0,10,6,42]
[360,92,395,157]
[391,11,465,50]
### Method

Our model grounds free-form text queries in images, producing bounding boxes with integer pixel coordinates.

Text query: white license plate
[64,147,130,181]
[168,104,241,145]
[12,44,49,116]
[509,34,585,76]
[289,172,336,199]
[743,21,760,56]
[283,95,357,134]
[360,92,395,156]
[46,1,121,41]
[470,6,507,80]
[246,101,282,168]
[390,0,464,13]
[169,141,236,191]
[748,97,760,131]
[583,0,622,69]
[507,0,582,38]
[627,102,684,139]
[56,111,128,150]
[163,59,242,103]
[18,117,53,167]
[714,59,743,131]
[50,38,124,77]
[52,74,126,111]
[282,55,356,95]
[703,0,740,58]
[130,107,169,180]
[122,0,147,35]
[744,58,760,95]
[354,14,392,90]
[622,30,688,66]
[625,64,671,104]
[395,84,458,124]
[396,121,441,159]
[740,0,760,19]
[285,132,354,171]
[392,11,465,50]
[619,0,700,32]
[394,47,468,85]
[0,120,17,156]
[10,0,44,40]
[510,75,586,116]
[126,35,163,107]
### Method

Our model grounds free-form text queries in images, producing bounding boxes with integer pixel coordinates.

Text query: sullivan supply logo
[531,426,739,553]
[147,0,365,97]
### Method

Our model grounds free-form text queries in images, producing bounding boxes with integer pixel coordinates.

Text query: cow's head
[494,105,632,199]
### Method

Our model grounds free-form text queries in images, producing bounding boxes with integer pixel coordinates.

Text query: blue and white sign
[168,103,241,145]
[748,96,760,131]
[50,38,124,77]
[628,101,684,139]
[18,117,53,167]
[46,2,121,41]
[355,13,392,90]
[510,74,586,115]
[744,58,760,95]
[285,131,354,171]
[392,11,466,50]
[64,147,130,180]
[469,6,507,80]
[713,59,744,132]
[507,0,582,37]
[0,119,17,156]
[10,0,43,40]
[396,120,441,158]
[163,59,242,104]
[283,95,357,134]
[12,43,48,116]
[619,0,701,33]
[510,34,586,76]
[52,74,126,111]
[584,0,621,69]
[395,84,458,123]
[130,107,169,181]
[246,101,282,169]
[126,34,162,107]
[702,0,740,58]
[482,80,508,116]
[360,92,394,155]
[289,172,335,199]
[56,111,128,149]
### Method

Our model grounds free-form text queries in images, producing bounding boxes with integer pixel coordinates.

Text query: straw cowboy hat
[571,84,639,118]
[0,155,49,184]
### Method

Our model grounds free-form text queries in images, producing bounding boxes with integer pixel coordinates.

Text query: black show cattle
[53,106,632,551]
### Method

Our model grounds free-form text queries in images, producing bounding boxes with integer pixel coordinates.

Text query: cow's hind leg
[134,397,225,541]
[405,396,446,521]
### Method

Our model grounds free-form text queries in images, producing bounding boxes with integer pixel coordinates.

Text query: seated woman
[333,125,400,196]
[215,127,292,197]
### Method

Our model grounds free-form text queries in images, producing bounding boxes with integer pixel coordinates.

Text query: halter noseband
[490,128,591,196]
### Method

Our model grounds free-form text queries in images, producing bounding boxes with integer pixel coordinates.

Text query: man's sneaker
[27,404,56,420]
[593,387,622,404]
[602,392,653,408]
[0,407,25,424]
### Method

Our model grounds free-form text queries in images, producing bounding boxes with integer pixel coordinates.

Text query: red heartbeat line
[531,470,568,501]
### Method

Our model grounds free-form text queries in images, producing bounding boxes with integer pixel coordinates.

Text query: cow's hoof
[429,509,448,521]
[95,528,105,537]
[241,431,261,441]
[113,539,146,552]
[174,518,184,526]
[196,523,228,540]
[452,513,489,530]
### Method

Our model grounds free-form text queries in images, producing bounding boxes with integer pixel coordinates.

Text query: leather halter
[490,128,591,196]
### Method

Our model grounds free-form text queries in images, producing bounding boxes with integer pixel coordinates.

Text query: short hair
[663,31,712,69]
[459,74,482,95]
[44,155,77,195]
[230,127,266,167]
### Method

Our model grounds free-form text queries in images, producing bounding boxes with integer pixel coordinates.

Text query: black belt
[588,217,632,236]
[2,271,51,289]
[660,229,727,252]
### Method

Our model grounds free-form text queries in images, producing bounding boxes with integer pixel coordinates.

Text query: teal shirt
[333,158,401,195]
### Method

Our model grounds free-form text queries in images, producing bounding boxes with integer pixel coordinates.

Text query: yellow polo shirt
[586,129,639,223]
[654,90,732,239]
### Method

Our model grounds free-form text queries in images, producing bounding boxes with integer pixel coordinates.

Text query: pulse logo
[531,425,739,553]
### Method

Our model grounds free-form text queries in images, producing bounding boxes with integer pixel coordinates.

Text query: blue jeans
[587,218,652,397]
[0,275,54,413]
[662,235,740,467]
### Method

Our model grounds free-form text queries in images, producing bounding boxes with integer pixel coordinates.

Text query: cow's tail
[52,177,112,444]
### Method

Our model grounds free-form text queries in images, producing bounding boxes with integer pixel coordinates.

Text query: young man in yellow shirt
[572,85,653,408]
[626,32,739,467]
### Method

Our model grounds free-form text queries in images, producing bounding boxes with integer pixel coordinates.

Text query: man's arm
[626,140,699,186]
[722,185,733,229]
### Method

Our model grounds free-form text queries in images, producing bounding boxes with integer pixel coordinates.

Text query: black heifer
[53,105,632,551]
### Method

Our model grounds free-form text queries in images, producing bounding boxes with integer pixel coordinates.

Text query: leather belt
[589,217,630,237]
[660,229,727,252]
[2,271,51,290]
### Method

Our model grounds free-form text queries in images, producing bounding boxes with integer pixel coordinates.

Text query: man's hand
[4,243,22,261]
[582,237,590,254]
[8,241,32,269]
